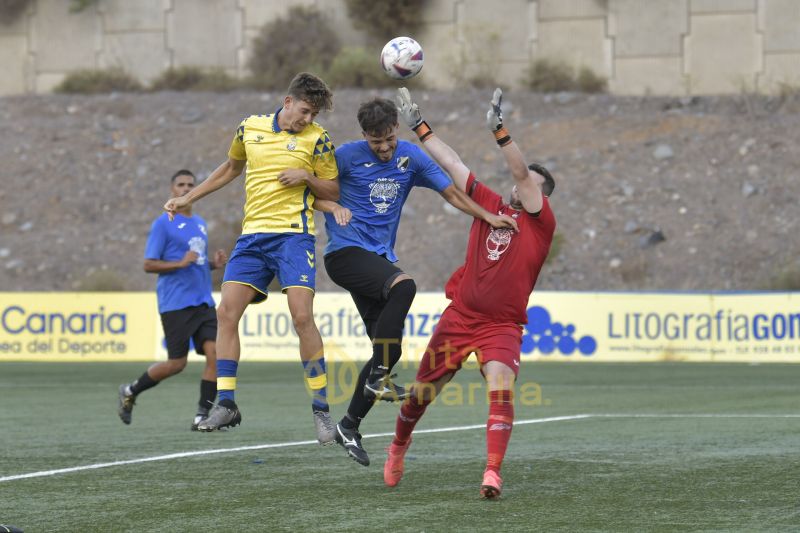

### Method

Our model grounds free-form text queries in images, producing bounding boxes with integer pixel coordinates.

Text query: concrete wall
[1,0,799,95]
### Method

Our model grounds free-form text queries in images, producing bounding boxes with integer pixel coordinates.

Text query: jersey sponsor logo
[287,136,297,151]
[188,236,207,265]
[177,223,186,229]
[306,250,315,268]
[369,178,401,214]
[486,228,513,261]
[396,156,410,172]
[256,134,264,142]
[363,162,375,168]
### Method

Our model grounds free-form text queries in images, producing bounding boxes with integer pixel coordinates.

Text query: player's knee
[291,309,315,332]
[389,277,416,305]
[168,357,188,374]
[216,303,238,330]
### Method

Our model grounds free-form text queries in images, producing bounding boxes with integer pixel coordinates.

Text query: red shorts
[415,304,523,383]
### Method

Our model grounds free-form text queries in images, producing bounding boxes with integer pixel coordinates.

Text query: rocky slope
[1,89,798,293]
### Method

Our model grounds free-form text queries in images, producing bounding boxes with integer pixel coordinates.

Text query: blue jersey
[144,213,215,313]
[324,140,451,262]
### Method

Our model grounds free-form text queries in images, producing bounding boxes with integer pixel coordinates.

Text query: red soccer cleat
[480,469,503,500]
[383,438,412,487]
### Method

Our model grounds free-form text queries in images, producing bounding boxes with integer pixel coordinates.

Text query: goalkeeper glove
[486,88,511,146]
[396,87,433,141]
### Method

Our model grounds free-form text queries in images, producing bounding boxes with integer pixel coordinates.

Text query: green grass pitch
[1,362,798,532]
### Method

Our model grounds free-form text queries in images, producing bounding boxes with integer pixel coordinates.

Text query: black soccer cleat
[364,373,410,402]
[335,423,370,466]
[197,400,241,431]
[0,525,24,533]
[117,384,136,425]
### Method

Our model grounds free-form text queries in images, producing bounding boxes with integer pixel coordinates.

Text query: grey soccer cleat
[313,409,336,445]
[117,384,136,425]
[196,400,241,431]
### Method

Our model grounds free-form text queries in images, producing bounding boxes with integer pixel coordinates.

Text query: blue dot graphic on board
[578,336,597,356]
[521,305,597,356]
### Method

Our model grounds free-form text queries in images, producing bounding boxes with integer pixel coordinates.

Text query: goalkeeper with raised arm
[384,87,556,499]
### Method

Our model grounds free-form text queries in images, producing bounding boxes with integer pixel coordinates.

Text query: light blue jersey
[324,140,451,262]
[144,213,215,313]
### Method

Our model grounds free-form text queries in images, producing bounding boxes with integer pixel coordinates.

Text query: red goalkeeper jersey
[444,173,556,324]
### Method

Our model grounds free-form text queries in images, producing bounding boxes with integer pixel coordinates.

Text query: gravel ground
[1,88,798,292]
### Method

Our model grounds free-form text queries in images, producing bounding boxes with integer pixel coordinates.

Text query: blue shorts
[223,233,316,303]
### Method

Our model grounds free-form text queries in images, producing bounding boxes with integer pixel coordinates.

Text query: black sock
[199,379,216,412]
[370,279,416,375]
[129,371,159,395]
[344,362,375,424]
[340,412,361,431]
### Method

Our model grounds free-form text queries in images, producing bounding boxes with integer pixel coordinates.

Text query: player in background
[384,88,556,499]
[118,170,227,430]
[163,73,340,444]
[323,98,518,466]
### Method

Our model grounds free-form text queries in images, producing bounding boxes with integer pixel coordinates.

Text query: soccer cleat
[335,423,370,466]
[117,384,136,425]
[480,469,503,500]
[364,373,410,402]
[383,437,412,487]
[190,407,210,431]
[313,409,336,445]
[196,400,241,431]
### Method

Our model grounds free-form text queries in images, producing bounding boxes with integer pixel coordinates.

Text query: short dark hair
[357,98,398,137]
[170,169,195,183]
[287,72,333,112]
[528,163,555,197]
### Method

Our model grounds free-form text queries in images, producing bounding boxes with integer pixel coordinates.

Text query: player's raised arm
[486,88,546,214]
[163,157,245,219]
[396,88,470,192]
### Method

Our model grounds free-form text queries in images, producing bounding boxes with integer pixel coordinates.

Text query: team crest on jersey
[369,178,401,214]
[396,156,410,172]
[287,136,297,151]
[486,228,513,261]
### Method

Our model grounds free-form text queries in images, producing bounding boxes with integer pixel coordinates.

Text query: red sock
[393,398,429,446]
[486,389,514,473]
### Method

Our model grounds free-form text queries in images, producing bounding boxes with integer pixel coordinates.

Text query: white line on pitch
[593,413,800,418]
[0,414,591,484]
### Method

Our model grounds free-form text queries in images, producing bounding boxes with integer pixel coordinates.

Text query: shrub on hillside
[54,68,142,94]
[0,0,31,24]
[324,47,397,89]
[525,58,606,93]
[151,66,238,92]
[343,0,427,43]
[248,6,340,91]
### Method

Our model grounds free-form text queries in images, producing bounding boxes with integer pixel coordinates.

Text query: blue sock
[302,358,329,411]
[216,359,238,404]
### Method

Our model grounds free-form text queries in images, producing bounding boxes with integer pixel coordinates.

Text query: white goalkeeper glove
[487,87,511,146]
[486,87,503,132]
[396,87,423,129]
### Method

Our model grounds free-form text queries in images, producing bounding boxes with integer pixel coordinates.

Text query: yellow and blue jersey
[228,110,338,234]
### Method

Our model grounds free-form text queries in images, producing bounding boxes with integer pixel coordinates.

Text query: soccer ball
[380,37,424,80]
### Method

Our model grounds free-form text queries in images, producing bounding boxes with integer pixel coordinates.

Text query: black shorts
[160,304,217,359]
[324,247,406,328]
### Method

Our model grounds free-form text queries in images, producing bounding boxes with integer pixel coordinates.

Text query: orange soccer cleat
[479,469,503,500]
[383,438,412,487]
